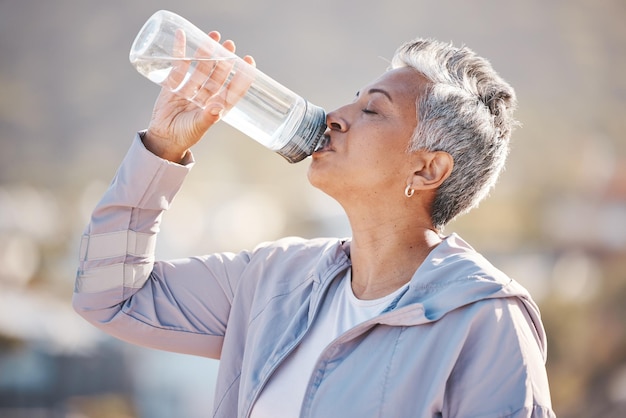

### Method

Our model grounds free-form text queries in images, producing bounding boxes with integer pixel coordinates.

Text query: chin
[306,163,321,189]
[306,162,332,194]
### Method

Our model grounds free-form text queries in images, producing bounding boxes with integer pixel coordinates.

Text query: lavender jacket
[73,134,556,417]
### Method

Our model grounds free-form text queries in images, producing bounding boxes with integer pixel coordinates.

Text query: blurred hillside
[1,0,625,416]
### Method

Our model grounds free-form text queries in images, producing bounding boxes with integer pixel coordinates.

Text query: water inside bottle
[130,10,327,162]
[131,55,308,152]
[131,56,237,86]
[131,56,325,162]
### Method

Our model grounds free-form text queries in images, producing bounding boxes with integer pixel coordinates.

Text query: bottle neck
[276,102,326,163]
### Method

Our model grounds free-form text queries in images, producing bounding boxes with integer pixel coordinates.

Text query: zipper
[243,262,350,418]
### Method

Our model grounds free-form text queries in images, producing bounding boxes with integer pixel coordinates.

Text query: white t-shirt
[250,270,409,418]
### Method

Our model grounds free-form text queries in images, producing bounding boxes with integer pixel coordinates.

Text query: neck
[347,212,442,300]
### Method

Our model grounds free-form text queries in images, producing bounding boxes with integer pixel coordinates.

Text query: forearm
[72,132,211,351]
[75,131,192,290]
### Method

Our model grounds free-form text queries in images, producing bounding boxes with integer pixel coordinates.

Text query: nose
[326,108,347,132]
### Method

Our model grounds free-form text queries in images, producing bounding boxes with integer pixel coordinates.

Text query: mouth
[313,134,331,153]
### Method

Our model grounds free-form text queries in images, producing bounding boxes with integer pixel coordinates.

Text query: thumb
[207,102,225,119]
[208,102,225,115]
[199,103,225,129]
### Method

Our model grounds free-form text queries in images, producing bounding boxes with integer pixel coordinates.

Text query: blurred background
[1,0,624,416]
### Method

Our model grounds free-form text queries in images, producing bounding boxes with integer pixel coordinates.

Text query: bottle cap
[276,103,326,163]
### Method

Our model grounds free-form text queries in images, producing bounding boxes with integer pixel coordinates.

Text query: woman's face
[308,67,428,203]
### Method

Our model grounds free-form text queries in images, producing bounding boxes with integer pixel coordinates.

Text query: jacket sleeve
[72,133,248,359]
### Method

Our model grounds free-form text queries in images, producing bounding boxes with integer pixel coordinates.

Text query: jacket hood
[376,233,548,358]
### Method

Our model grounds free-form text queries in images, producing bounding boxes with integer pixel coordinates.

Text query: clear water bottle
[129,10,326,163]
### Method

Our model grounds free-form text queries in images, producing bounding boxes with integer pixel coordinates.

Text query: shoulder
[427,233,512,285]
[248,236,348,267]
[237,236,350,286]
[404,233,547,346]
[442,297,554,415]
[252,236,345,253]
[452,297,542,347]
[235,236,351,322]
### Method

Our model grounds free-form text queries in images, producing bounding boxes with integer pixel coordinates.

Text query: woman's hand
[143,31,256,163]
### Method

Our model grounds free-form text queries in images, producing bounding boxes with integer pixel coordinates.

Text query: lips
[313,134,331,153]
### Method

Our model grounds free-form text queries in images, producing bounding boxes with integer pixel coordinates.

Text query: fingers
[207,31,235,55]
[242,55,256,67]
[147,30,245,161]
[173,31,221,104]
[173,29,186,58]
[198,102,226,130]
[220,62,254,110]
[165,29,191,91]
[189,56,236,107]
[222,39,236,54]
[208,31,221,42]
[188,33,249,108]
[161,28,253,113]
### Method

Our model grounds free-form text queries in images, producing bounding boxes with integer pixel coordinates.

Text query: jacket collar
[315,234,547,358]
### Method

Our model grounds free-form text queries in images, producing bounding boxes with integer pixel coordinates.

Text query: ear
[408,151,454,190]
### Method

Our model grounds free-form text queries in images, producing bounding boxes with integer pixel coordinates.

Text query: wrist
[141,130,189,164]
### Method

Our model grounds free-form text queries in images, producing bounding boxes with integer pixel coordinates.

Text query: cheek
[365,129,412,161]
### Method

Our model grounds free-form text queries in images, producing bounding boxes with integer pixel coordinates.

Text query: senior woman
[74,32,555,417]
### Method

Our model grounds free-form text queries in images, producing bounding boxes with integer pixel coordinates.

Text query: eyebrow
[355,88,393,102]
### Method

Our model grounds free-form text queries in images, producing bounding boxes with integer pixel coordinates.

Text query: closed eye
[362,108,377,115]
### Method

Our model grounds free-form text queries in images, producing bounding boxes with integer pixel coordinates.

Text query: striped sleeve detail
[79,230,156,261]
[75,262,154,293]
[76,230,157,293]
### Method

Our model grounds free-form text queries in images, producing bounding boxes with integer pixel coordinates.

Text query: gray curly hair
[391,39,518,231]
